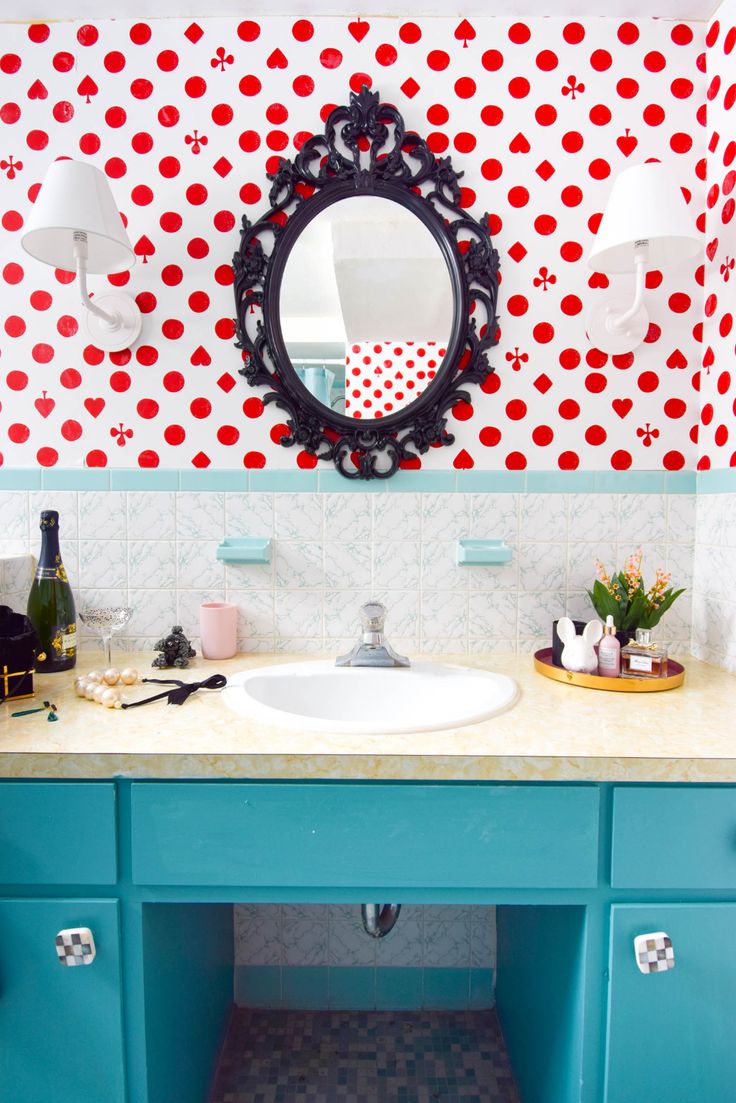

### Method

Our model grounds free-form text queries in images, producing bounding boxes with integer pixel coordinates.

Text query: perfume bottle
[621,628,668,679]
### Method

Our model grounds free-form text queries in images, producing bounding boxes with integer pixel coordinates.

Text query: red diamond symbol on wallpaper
[192,451,211,468]
[536,160,555,181]
[401,78,420,98]
[508,242,527,263]
[534,374,553,394]
[185,22,204,43]
[217,373,236,393]
[214,157,232,178]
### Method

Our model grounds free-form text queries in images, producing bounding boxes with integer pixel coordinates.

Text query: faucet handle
[360,601,386,632]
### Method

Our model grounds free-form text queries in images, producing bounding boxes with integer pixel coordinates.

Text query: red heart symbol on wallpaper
[588,272,609,288]
[84,397,105,418]
[190,346,211,366]
[616,130,638,157]
[348,19,370,42]
[27,79,48,100]
[509,132,530,154]
[706,237,719,262]
[666,349,687,370]
[453,448,474,469]
[612,398,633,418]
[266,48,288,69]
[34,392,54,417]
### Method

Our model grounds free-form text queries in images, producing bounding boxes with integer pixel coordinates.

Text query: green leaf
[640,588,686,629]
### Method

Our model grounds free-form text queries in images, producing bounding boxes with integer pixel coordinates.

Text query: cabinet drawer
[0,782,117,885]
[612,787,736,889]
[131,782,600,889]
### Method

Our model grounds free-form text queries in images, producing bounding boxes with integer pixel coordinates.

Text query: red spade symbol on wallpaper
[134,235,155,264]
[454,19,476,47]
[27,79,48,100]
[34,391,55,418]
[616,129,638,157]
[348,18,370,42]
[77,76,98,103]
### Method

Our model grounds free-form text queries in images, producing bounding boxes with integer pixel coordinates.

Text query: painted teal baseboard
[0,467,700,493]
[234,966,495,1011]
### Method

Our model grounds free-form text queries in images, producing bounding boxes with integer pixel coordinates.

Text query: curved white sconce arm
[587,241,650,355]
[73,232,142,352]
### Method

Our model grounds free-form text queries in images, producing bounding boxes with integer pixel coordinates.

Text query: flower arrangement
[588,550,685,632]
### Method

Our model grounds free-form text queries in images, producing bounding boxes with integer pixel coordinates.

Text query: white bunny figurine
[556,617,603,674]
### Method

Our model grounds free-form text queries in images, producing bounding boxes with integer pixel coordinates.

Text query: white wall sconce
[21,159,141,353]
[587,161,701,355]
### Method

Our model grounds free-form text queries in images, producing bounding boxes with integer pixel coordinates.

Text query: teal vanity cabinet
[0,783,125,1103]
[604,786,736,1103]
[3,777,736,1103]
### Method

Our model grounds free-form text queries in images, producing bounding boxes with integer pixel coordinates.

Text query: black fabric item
[120,672,227,709]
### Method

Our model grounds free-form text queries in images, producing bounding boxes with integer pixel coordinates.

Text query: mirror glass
[278,195,454,421]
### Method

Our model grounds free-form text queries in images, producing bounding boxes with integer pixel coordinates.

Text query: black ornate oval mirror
[232,85,500,480]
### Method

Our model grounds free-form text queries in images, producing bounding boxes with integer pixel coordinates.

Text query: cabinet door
[606,904,736,1103]
[0,899,125,1103]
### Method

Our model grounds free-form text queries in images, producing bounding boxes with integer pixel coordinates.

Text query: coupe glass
[78,606,132,667]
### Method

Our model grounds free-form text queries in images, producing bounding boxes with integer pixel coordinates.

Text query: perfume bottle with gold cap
[621,627,668,679]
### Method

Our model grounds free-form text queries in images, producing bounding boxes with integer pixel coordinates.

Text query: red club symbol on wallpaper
[185,129,208,154]
[721,256,734,281]
[505,347,529,371]
[562,75,585,99]
[636,422,660,447]
[0,155,22,179]
[211,47,234,71]
[533,266,557,291]
[110,423,133,446]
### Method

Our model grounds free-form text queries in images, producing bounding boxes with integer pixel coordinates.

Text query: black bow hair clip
[121,673,227,709]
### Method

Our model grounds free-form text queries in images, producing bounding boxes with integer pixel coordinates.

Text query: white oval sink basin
[222,660,518,734]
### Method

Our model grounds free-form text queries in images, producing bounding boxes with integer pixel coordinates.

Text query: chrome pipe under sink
[361,903,402,938]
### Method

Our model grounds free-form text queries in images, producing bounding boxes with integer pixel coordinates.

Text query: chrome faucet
[335,602,410,668]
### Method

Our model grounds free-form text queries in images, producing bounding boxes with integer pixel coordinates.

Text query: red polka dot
[590,49,612,71]
[37,447,58,467]
[28,23,50,42]
[505,451,527,470]
[664,399,687,419]
[294,75,315,96]
[585,425,607,446]
[563,23,585,44]
[643,104,665,126]
[589,105,611,126]
[559,399,580,419]
[297,450,318,469]
[243,397,265,418]
[479,426,501,447]
[292,18,313,40]
[618,22,639,44]
[6,370,27,390]
[185,76,207,98]
[508,186,529,208]
[611,449,632,470]
[663,451,685,470]
[532,425,554,446]
[427,50,450,70]
[508,77,530,98]
[509,22,531,44]
[533,322,555,344]
[558,451,579,470]
[77,24,98,46]
[668,292,691,313]
[240,76,261,96]
[164,425,186,446]
[109,371,131,392]
[217,425,240,446]
[400,22,421,43]
[376,44,397,66]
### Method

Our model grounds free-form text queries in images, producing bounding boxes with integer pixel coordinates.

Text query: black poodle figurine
[152,625,196,669]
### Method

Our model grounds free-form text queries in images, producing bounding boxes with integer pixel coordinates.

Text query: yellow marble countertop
[0,651,734,782]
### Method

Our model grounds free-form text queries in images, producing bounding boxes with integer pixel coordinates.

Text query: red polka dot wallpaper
[0,15,713,472]
[697,0,736,471]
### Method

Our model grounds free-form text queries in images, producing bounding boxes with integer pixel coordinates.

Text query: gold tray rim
[533,649,685,693]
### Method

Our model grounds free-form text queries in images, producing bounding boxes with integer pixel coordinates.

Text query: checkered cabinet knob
[55,928,96,966]
[634,931,675,974]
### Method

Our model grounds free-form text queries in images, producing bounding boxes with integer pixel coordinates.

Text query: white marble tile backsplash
[0,490,701,656]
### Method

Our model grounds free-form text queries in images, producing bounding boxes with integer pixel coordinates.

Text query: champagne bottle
[27,510,77,672]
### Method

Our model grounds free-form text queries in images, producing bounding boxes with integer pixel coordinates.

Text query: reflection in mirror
[279,195,454,421]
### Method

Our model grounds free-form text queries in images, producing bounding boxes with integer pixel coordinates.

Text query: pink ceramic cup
[199,601,238,660]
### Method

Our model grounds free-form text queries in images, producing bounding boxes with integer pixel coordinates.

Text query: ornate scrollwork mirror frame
[232,85,500,480]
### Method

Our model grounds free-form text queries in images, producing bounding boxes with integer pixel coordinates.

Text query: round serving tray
[533,647,685,692]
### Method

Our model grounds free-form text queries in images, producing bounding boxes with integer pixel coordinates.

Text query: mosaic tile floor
[210,1008,519,1103]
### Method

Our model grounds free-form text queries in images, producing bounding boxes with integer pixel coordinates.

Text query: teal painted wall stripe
[234,966,495,1010]
[697,468,736,493]
[0,468,705,493]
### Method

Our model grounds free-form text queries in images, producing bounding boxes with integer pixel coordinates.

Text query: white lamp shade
[21,159,134,274]
[588,162,701,274]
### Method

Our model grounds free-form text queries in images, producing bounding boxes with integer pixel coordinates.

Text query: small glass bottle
[621,627,668,679]
[598,614,621,678]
